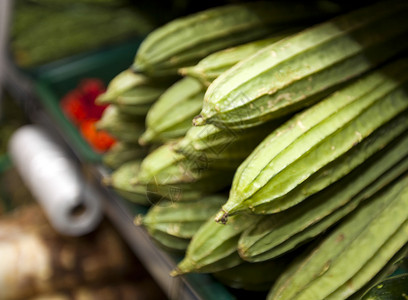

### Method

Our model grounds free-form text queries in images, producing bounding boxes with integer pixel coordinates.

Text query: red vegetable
[80,119,116,152]
[60,90,89,125]
[60,78,115,152]
[79,79,107,119]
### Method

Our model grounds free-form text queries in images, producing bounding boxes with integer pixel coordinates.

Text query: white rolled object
[8,125,102,236]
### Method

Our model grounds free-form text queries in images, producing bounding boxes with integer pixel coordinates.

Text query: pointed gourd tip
[138,130,155,146]
[214,209,229,224]
[94,120,104,131]
[130,177,140,186]
[171,258,194,276]
[178,67,188,76]
[172,143,181,153]
[192,115,206,126]
[138,138,146,147]
[95,93,110,105]
[101,176,112,186]
[131,63,144,74]
[133,214,143,226]
[170,266,187,277]
[237,245,249,261]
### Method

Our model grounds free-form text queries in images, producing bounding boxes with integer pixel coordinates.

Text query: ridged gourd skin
[139,77,205,145]
[142,195,226,239]
[96,69,173,117]
[96,104,145,144]
[133,1,342,77]
[194,1,408,130]
[180,33,295,86]
[139,195,226,252]
[134,143,235,202]
[135,142,185,185]
[215,58,408,222]
[104,160,150,206]
[174,117,285,171]
[267,174,408,300]
[238,129,408,262]
[171,213,260,275]
[102,141,146,170]
[96,69,147,103]
[96,69,171,105]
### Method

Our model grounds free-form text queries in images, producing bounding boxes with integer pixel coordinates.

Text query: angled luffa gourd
[238,129,408,262]
[267,174,408,300]
[102,160,149,205]
[174,118,284,171]
[96,69,172,116]
[134,143,235,201]
[139,77,205,145]
[180,33,294,86]
[137,195,226,252]
[102,141,146,170]
[194,1,408,130]
[133,1,341,77]
[96,104,145,144]
[215,57,408,222]
[171,213,259,275]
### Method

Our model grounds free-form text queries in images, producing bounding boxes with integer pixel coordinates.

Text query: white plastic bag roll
[8,125,102,236]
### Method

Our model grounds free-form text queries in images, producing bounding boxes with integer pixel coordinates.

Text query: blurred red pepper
[80,119,116,153]
[60,78,116,152]
[60,90,89,126]
[79,79,107,119]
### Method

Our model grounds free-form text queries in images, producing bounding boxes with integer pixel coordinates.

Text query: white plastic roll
[8,125,102,236]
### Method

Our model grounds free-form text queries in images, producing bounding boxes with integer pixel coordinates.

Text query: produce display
[132,1,342,77]
[33,0,408,298]
[139,76,205,145]
[9,0,157,68]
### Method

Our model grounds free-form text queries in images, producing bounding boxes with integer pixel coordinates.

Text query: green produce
[96,70,172,117]
[102,141,146,170]
[135,142,184,184]
[102,160,150,205]
[361,274,408,300]
[133,1,342,77]
[96,105,145,144]
[267,174,408,300]
[137,195,226,251]
[135,143,234,202]
[139,77,205,145]
[212,258,291,291]
[171,213,259,275]
[194,1,408,130]
[180,33,294,86]
[11,2,154,67]
[215,58,408,222]
[142,228,191,253]
[239,130,408,262]
[96,69,148,103]
[175,119,284,171]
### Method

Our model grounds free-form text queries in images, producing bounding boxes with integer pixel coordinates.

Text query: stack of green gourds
[98,1,408,298]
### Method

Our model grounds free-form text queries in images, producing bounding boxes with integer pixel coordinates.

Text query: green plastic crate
[34,38,143,163]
